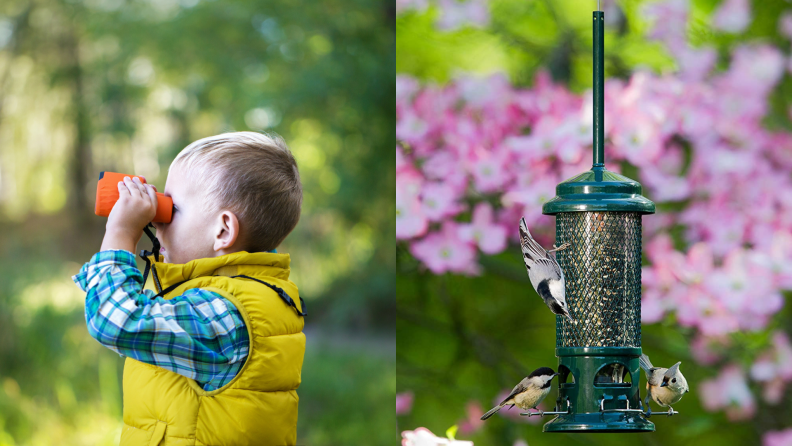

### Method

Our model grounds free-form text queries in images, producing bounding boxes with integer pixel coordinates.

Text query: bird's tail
[480,404,504,421]
[639,353,653,374]
[519,217,531,239]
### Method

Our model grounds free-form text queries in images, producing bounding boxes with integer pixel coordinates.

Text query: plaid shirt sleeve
[71,249,249,391]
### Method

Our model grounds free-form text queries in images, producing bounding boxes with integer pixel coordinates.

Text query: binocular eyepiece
[94,172,173,223]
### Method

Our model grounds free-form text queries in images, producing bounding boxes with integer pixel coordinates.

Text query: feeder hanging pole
[593,9,605,168]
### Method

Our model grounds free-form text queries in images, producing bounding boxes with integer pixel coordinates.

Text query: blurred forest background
[398,0,792,445]
[0,0,394,445]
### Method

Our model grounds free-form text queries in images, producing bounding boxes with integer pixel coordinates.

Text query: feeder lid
[542,167,655,215]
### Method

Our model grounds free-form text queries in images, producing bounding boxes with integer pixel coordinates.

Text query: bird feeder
[528,8,662,433]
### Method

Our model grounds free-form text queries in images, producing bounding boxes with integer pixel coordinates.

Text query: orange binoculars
[94,172,173,223]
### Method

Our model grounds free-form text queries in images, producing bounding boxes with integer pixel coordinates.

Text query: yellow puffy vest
[120,251,306,446]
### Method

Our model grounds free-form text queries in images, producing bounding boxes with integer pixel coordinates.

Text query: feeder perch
[530,8,668,433]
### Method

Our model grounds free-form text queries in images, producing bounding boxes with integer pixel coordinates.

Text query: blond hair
[172,131,302,252]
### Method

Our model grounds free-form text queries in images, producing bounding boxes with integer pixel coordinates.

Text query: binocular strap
[139,223,163,294]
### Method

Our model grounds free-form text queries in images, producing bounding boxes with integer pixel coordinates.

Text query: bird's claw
[667,407,674,417]
[548,242,571,253]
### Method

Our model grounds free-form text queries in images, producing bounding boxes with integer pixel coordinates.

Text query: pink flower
[642,0,689,52]
[700,365,756,420]
[673,242,714,286]
[466,146,511,193]
[676,46,718,82]
[690,334,729,366]
[457,401,485,435]
[410,222,480,275]
[640,288,667,324]
[397,75,422,105]
[779,12,792,39]
[421,182,464,222]
[397,108,430,144]
[397,171,429,240]
[751,331,792,383]
[712,0,752,34]
[436,0,489,31]
[725,45,785,95]
[397,391,414,415]
[396,0,428,15]
[401,427,474,446]
[704,249,783,330]
[458,203,507,255]
[640,164,691,203]
[764,429,792,446]
[750,230,792,290]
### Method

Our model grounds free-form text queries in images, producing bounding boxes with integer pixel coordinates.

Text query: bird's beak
[660,381,668,387]
[553,373,560,378]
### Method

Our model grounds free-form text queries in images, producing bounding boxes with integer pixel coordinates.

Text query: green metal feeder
[524,8,669,433]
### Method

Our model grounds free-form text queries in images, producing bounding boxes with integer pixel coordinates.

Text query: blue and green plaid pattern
[72,249,249,391]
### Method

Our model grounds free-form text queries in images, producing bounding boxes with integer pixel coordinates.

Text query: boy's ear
[213,210,241,252]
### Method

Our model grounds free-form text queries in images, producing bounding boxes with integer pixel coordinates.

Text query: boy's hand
[100,176,158,253]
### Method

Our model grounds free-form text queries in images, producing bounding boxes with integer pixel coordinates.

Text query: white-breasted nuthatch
[480,367,559,420]
[519,217,574,321]
[639,353,689,416]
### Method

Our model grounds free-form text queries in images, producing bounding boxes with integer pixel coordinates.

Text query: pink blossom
[751,331,792,386]
[397,171,429,240]
[779,12,792,39]
[750,230,792,290]
[396,0,428,15]
[712,0,752,34]
[690,334,729,365]
[764,429,792,446]
[642,0,689,52]
[724,45,785,95]
[457,401,485,435]
[700,364,756,420]
[761,377,787,405]
[401,427,474,446]
[641,165,691,203]
[458,203,507,255]
[410,222,480,275]
[397,108,430,144]
[421,182,465,222]
[640,288,667,324]
[704,249,783,330]
[466,146,511,193]
[397,391,414,415]
[397,75,422,105]
[676,46,718,82]
[436,0,489,31]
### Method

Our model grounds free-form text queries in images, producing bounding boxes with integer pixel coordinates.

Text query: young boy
[72,132,306,446]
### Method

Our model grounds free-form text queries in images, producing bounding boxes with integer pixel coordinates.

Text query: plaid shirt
[72,249,249,391]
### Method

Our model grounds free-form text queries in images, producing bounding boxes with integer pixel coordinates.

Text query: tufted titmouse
[639,353,689,416]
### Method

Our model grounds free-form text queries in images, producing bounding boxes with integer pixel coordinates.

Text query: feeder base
[543,412,655,433]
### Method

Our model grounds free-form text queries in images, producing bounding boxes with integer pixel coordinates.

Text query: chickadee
[518,218,574,321]
[639,353,689,416]
[480,367,559,420]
